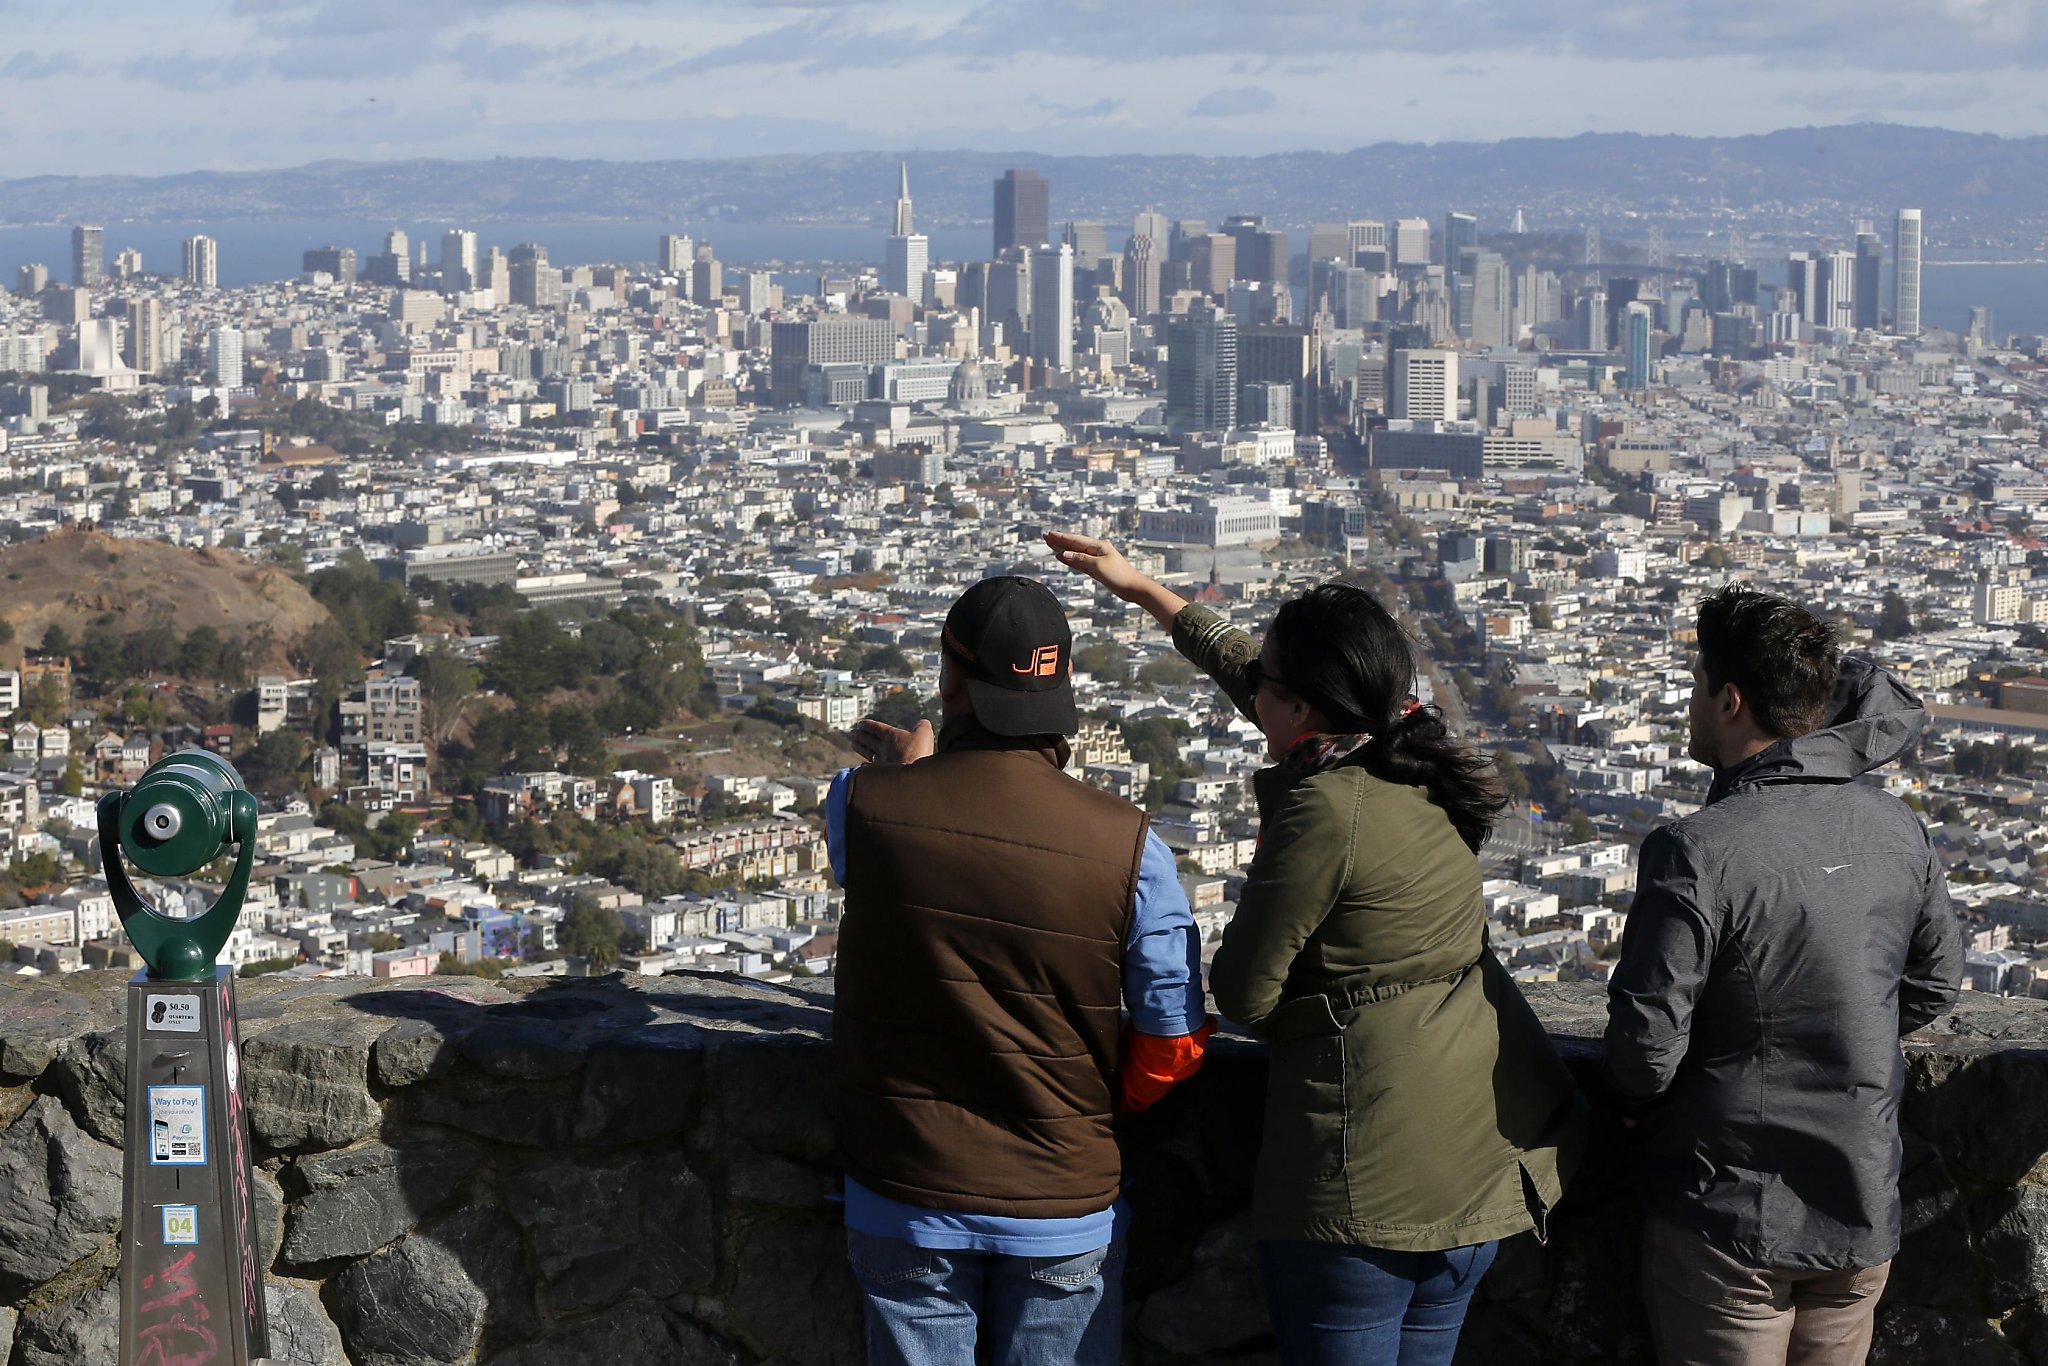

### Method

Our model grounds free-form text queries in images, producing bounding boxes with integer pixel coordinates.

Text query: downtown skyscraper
[994,169,1049,255]
[1853,223,1883,330]
[885,162,929,306]
[1894,208,1922,335]
[441,229,478,291]
[1622,301,1653,389]
[1443,211,1477,279]
[303,246,357,287]
[1028,242,1073,371]
[1167,300,1237,434]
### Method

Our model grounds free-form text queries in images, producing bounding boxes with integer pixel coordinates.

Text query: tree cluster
[70,617,256,690]
[1120,717,1201,810]
[436,607,705,793]
[317,802,420,863]
[1953,740,2032,780]
[306,554,418,667]
[559,897,623,972]
[1874,591,1917,642]
[495,811,714,902]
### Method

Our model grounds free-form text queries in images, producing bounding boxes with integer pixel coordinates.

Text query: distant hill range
[0,528,324,671]
[1,125,2044,242]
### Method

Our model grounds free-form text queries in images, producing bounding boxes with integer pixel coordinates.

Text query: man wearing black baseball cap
[824,574,1213,1365]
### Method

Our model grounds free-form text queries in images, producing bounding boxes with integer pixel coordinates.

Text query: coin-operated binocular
[100,751,275,1365]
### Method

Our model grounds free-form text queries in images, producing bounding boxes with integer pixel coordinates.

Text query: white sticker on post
[145,994,202,1034]
[161,1205,199,1245]
[148,1086,207,1166]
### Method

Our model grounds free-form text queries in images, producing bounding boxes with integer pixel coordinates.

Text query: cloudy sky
[4,0,2047,176]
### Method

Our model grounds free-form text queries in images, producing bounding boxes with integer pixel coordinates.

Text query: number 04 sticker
[162,1205,199,1245]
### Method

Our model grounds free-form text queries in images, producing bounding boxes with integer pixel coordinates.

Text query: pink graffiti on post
[135,1249,219,1366]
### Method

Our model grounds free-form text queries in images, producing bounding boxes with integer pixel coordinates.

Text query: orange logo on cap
[1012,645,1061,677]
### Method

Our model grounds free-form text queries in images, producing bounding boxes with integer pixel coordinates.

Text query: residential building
[183,234,218,289]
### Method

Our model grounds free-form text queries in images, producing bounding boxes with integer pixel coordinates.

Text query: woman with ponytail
[1047,533,1586,1366]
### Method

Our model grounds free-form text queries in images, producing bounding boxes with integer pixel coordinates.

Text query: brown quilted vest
[831,720,1148,1218]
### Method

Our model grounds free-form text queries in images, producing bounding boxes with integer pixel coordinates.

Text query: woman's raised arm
[1043,531,1189,631]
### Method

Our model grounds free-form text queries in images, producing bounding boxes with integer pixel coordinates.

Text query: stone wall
[1,970,2046,1365]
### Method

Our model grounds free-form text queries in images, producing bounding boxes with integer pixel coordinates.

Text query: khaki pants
[1642,1219,1891,1366]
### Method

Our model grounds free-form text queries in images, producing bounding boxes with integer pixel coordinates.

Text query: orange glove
[1118,1017,1218,1112]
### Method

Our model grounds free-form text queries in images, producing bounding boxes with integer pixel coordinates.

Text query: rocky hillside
[6,125,2048,239]
[0,528,327,668]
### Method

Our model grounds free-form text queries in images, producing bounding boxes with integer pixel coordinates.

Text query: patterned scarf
[1255,731,1372,849]
[1277,730,1371,780]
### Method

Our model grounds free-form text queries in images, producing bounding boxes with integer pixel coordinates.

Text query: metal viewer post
[102,750,273,1365]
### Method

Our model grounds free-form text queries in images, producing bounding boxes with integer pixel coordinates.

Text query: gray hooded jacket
[1605,653,1964,1271]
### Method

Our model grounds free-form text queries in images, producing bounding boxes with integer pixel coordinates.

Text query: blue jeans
[846,1229,1123,1366]
[1259,1238,1499,1366]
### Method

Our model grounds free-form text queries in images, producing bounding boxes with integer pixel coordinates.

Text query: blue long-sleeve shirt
[825,765,1204,1253]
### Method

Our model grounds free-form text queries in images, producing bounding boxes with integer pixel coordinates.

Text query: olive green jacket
[1175,604,1587,1250]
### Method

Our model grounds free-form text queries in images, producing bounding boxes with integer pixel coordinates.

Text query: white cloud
[1190,86,1277,118]
[10,1,2048,175]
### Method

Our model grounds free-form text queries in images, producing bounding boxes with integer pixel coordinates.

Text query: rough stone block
[331,1226,489,1365]
[50,1026,126,1145]
[397,1071,578,1147]
[1538,1196,1655,1364]
[242,1015,381,1152]
[1872,1304,2026,1364]
[371,1018,462,1088]
[265,1277,349,1366]
[458,1015,590,1080]
[1,978,117,1081]
[705,1033,835,1164]
[0,1082,31,1129]
[255,1163,284,1272]
[0,1093,123,1298]
[728,1147,838,1209]
[1980,1186,2048,1311]
[721,1213,864,1366]
[505,1151,715,1314]
[1454,1306,1545,1366]
[1475,1229,1553,1318]
[1905,1049,2048,1188]
[0,986,111,1081]
[1889,1141,1979,1313]
[435,1204,542,1351]
[10,1267,119,1366]
[282,1137,477,1265]
[573,1022,704,1145]
[1134,1207,1268,1358]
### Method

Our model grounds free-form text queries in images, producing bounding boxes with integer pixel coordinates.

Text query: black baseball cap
[941,576,1078,737]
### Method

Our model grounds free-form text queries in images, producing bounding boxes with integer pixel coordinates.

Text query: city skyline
[4,2,2048,176]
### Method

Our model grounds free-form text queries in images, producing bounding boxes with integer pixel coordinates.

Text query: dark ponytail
[1271,584,1507,852]
[1360,705,1506,852]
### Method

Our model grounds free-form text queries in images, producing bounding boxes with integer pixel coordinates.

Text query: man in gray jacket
[1607,587,1962,1366]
